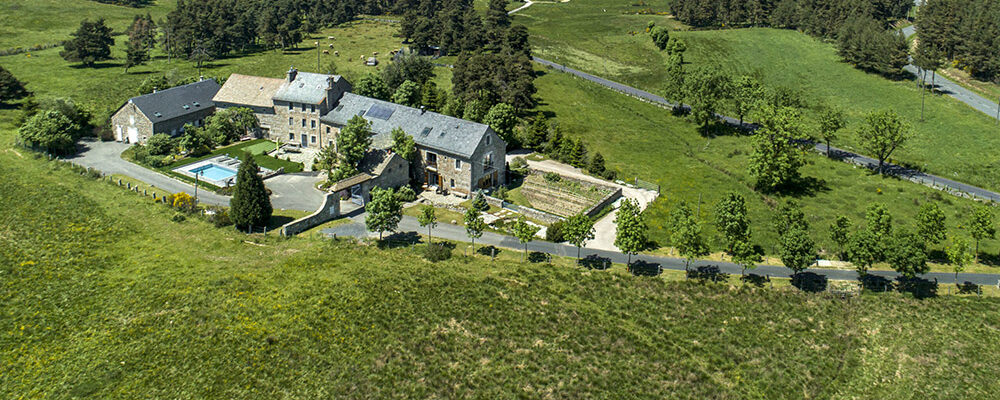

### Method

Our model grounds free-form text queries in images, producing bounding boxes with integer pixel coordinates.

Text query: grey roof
[320,93,492,158]
[128,79,221,123]
[273,71,344,104]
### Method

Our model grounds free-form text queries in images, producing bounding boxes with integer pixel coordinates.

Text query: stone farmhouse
[110,79,221,144]
[213,67,506,197]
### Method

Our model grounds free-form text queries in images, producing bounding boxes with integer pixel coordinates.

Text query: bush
[493,186,509,202]
[395,185,417,202]
[205,206,233,228]
[544,172,561,183]
[424,242,453,262]
[171,213,187,222]
[546,220,565,242]
[510,156,528,173]
[471,191,489,212]
[146,133,174,156]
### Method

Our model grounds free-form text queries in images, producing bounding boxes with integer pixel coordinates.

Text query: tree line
[667,0,912,78]
[917,0,1000,83]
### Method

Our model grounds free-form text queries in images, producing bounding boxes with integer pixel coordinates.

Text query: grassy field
[4,130,1000,397]
[0,0,178,50]
[517,0,1000,193]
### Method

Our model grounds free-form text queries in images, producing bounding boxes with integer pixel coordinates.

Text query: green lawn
[517,0,1000,193]
[172,139,303,173]
[0,0,178,50]
[3,128,1000,397]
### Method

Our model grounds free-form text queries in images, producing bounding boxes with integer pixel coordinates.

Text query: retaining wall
[280,192,341,236]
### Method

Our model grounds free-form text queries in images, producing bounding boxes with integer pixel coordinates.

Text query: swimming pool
[189,164,237,181]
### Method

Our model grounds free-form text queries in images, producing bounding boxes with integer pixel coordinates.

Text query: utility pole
[316,41,320,72]
[920,70,927,122]
[194,171,200,203]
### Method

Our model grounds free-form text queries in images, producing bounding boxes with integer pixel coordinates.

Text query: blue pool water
[189,164,237,181]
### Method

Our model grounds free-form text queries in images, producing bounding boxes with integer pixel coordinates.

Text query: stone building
[330,149,410,205]
[213,67,351,149]
[110,79,221,144]
[321,93,505,197]
[210,67,505,195]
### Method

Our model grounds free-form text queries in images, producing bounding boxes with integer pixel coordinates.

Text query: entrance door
[127,126,139,143]
[301,133,308,147]
[350,184,364,206]
[115,125,123,141]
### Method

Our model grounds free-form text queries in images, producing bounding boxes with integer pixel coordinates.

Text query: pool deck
[172,155,272,187]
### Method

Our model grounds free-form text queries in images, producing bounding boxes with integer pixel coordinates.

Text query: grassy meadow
[3,131,1000,397]
[517,0,1000,193]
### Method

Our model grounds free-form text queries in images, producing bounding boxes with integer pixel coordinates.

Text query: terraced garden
[520,173,614,217]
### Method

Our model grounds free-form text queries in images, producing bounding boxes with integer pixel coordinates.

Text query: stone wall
[280,192,342,236]
[584,187,622,218]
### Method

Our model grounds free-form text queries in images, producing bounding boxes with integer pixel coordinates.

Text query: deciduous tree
[483,103,518,146]
[512,216,540,261]
[915,202,947,247]
[857,109,912,175]
[355,72,391,101]
[968,206,995,264]
[684,67,729,129]
[714,192,751,254]
[418,205,437,243]
[391,80,422,107]
[670,200,709,271]
[816,105,846,157]
[563,213,595,261]
[887,229,928,279]
[829,215,852,258]
[615,198,647,266]
[17,110,78,155]
[464,207,486,252]
[779,228,816,275]
[365,187,402,240]
[731,75,764,126]
[748,105,807,192]
[947,237,973,281]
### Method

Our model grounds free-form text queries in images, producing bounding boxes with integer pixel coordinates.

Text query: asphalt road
[532,56,1000,202]
[323,214,1000,286]
[68,138,325,211]
[901,25,1000,121]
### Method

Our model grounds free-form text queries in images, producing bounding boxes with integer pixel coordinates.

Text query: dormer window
[288,103,294,110]
[311,104,315,113]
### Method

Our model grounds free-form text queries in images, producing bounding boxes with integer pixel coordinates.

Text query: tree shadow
[527,251,549,263]
[895,276,938,299]
[771,175,830,198]
[628,260,662,276]
[477,245,501,257]
[791,272,828,293]
[977,252,1000,267]
[927,249,949,264]
[264,215,296,232]
[957,281,981,295]
[126,70,155,76]
[377,231,421,249]
[69,62,120,69]
[859,274,893,292]
[579,254,611,270]
[741,273,769,287]
[686,265,728,283]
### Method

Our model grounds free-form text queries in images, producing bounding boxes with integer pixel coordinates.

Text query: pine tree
[61,18,114,67]
[0,66,29,105]
[229,152,273,231]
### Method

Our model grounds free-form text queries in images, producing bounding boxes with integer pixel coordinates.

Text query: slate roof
[320,93,492,158]
[273,71,345,104]
[127,79,221,123]
[212,74,283,108]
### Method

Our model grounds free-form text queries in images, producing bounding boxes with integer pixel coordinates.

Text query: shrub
[172,192,196,212]
[510,156,528,173]
[146,133,174,156]
[205,206,232,228]
[171,213,187,222]
[471,191,489,212]
[546,220,565,242]
[395,185,417,202]
[544,172,561,183]
[424,242,453,262]
[494,186,509,202]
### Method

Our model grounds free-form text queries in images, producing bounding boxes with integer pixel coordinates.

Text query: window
[455,159,461,170]
[288,102,294,110]
[289,133,294,140]
[301,103,306,112]
[301,119,306,127]
[311,120,316,128]
[450,179,455,188]
[426,152,437,164]
[485,135,491,146]
[311,135,316,143]
[288,117,293,125]
[326,127,331,134]
[311,104,315,113]
[129,115,135,125]
[484,152,493,168]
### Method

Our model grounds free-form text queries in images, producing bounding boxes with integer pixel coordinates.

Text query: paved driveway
[68,138,323,212]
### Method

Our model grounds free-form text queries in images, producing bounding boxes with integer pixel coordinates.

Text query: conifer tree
[229,152,272,230]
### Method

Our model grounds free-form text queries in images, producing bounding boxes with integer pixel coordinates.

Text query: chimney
[152,87,158,93]
[420,105,426,114]
[287,66,298,83]
[199,75,205,81]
